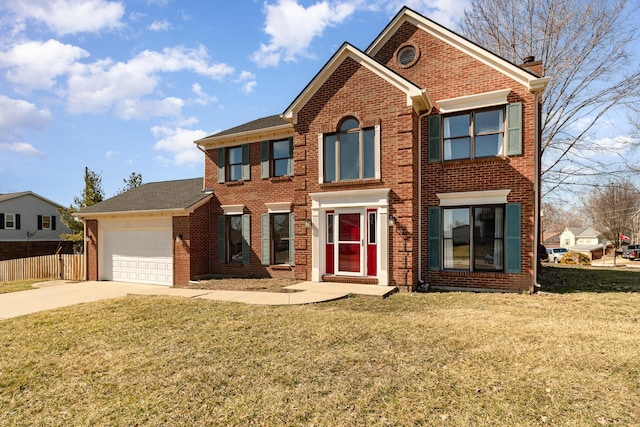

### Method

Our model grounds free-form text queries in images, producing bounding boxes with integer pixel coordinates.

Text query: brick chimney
[520,55,543,76]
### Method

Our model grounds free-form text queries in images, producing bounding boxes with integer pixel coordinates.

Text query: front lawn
[1,290,638,425]
[538,264,640,293]
[0,280,40,294]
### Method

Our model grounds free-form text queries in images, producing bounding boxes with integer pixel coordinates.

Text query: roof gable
[0,191,63,208]
[366,7,549,93]
[283,42,432,124]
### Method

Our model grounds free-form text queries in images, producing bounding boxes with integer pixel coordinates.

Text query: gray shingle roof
[204,114,289,138]
[77,178,208,215]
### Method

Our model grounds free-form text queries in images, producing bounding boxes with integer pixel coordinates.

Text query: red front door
[337,212,362,274]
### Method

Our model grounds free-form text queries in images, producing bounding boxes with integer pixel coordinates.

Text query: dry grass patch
[1,292,639,425]
[186,276,301,293]
[0,280,40,294]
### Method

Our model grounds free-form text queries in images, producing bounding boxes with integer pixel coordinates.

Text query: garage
[100,218,173,286]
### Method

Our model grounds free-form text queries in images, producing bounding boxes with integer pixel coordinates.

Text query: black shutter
[15,214,20,230]
[52,215,56,230]
[37,215,43,230]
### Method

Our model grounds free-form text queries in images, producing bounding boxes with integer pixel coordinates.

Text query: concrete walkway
[0,280,397,320]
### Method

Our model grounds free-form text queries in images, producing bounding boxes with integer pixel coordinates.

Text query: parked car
[623,244,640,260]
[546,247,569,263]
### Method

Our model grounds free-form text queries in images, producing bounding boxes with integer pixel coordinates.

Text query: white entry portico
[309,188,391,286]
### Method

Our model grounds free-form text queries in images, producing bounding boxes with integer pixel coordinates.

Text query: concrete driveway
[0,281,396,320]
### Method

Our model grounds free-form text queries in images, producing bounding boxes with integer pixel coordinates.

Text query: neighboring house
[77,7,549,292]
[0,191,73,260]
[543,231,561,249]
[560,227,601,249]
[631,209,640,244]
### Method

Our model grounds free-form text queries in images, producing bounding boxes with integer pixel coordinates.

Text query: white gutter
[533,91,541,291]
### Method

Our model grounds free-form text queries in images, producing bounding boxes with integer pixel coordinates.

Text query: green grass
[0,280,41,294]
[538,264,640,293]
[1,288,639,425]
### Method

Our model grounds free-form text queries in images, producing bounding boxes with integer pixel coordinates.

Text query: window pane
[42,216,51,229]
[339,213,360,241]
[327,214,334,244]
[339,131,359,180]
[340,118,359,132]
[272,213,289,264]
[474,207,504,271]
[229,164,242,181]
[443,208,470,270]
[6,214,14,228]
[475,109,503,134]
[444,114,470,138]
[273,158,289,177]
[363,128,375,179]
[228,146,242,164]
[444,137,470,160]
[273,139,289,159]
[475,134,503,158]
[368,212,376,244]
[324,134,336,182]
[228,216,243,262]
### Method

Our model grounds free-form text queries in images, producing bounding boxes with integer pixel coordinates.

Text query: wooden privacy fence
[0,254,85,282]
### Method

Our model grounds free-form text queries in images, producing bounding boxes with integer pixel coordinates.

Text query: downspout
[417,109,431,289]
[533,91,541,292]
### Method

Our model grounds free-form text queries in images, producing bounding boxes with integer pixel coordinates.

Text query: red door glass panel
[338,213,361,273]
[367,209,377,276]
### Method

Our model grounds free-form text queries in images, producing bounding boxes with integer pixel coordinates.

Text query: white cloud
[0,96,52,132]
[149,20,171,31]
[4,0,125,35]
[105,149,119,160]
[0,39,89,91]
[192,83,218,105]
[151,126,207,165]
[251,0,356,67]
[66,46,234,119]
[0,142,45,158]
[236,71,257,95]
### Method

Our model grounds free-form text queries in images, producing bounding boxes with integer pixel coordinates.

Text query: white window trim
[221,204,244,215]
[265,202,292,213]
[41,215,52,230]
[4,213,15,229]
[437,89,511,114]
[437,189,511,206]
[318,124,381,184]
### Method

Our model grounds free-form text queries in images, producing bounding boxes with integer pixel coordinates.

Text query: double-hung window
[443,108,504,160]
[261,211,294,266]
[428,101,522,163]
[442,206,504,271]
[38,215,55,230]
[322,117,378,183]
[4,213,15,229]
[217,212,251,264]
[217,145,250,183]
[261,138,293,178]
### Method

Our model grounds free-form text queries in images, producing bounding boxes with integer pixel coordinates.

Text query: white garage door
[101,227,173,286]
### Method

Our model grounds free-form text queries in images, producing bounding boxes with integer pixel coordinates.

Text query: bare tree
[582,181,640,250]
[460,0,640,197]
[541,201,585,233]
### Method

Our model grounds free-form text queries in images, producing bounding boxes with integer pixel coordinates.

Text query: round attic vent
[396,45,419,68]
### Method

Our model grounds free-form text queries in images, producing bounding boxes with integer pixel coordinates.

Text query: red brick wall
[374,21,538,291]
[203,144,298,279]
[86,219,98,281]
[293,57,419,289]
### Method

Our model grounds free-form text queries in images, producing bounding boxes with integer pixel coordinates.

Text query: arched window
[322,117,378,183]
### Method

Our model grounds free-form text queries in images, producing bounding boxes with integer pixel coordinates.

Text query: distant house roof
[0,191,63,208]
[75,178,210,218]
[565,227,600,238]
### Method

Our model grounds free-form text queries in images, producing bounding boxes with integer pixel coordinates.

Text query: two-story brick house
[78,7,548,292]
[193,7,548,292]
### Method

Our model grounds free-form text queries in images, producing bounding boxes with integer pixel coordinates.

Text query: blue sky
[0,0,637,207]
[1,0,471,206]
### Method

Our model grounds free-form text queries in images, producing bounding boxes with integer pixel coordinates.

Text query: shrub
[560,251,590,265]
